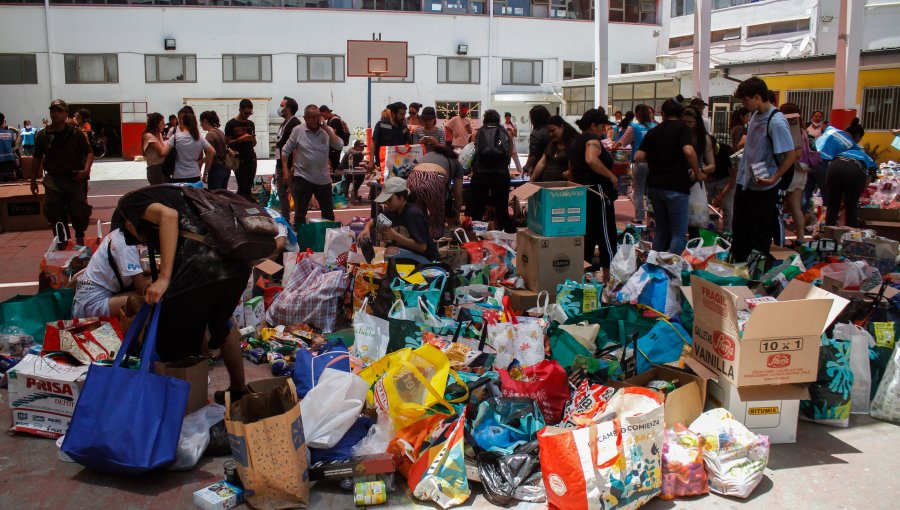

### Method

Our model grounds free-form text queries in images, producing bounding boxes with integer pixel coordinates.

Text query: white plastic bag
[352,297,390,367]
[352,410,396,456]
[689,408,770,499]
[609,233,638,288]
[459,142,476,170]
[688,181,708,228]
[486,318,547,369]
[871,344,900,424]
[834,323,875,414]
[168,404,226,471]
[681,237,731,269]
[323,226,354,267]
[301,368,369,449]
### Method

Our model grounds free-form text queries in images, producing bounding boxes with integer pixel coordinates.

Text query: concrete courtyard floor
[0,160,898,509]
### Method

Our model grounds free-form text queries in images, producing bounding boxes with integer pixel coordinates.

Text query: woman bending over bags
[72,228,149,318]
[111,184,251,404]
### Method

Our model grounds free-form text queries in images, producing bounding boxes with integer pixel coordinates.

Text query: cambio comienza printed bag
[538,387,665,510]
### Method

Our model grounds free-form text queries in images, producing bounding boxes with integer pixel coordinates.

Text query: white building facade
[0,3,664,157]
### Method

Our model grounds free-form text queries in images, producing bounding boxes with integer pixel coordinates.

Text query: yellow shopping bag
[359,344,468,429]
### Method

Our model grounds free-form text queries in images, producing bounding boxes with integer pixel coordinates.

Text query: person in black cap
[30,99,94,246]
[320,105,350,170]
[569,108,618,279]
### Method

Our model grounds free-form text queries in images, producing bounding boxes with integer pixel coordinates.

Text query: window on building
[786,89,834,124]
[563,85,593,116]
[501,59,543,86]
[437,57,480,84]
[861,86,900,131]
[669,35,693,49]
[607,80,679,117]
[375,57,415,83]
[436,101,481,120]
[145,54,196,83]
[0,54,38,84]
[222,54,272,82]
[621,63,655,74]
[747,18,810,38]
[297,55,345,82]
[713,0,752,9]
[609,0,657,24]
[563,61,594,80]
[670,0,693,17]
[65,54,118,84]
[711,27,741,42]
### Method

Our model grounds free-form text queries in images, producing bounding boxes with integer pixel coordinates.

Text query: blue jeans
[631,163,649,222]
[647,187,689,254]
[206,161,230,190]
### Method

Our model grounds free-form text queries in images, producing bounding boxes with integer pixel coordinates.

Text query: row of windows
[562,79,680,116]
[671,0,763,17]
[668,18,810,49]
[6,0,660,23]
[0,53,660,86]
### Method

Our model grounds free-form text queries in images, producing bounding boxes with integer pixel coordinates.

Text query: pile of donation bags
[1,219,899,510]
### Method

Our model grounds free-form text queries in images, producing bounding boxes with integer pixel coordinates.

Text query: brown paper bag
[225,378,309,510]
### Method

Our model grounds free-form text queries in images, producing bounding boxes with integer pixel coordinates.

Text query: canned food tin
[354,480,386,506]
[224,460,240,486]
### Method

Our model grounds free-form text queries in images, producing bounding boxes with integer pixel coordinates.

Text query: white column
[833,0,865,110]
[692,0,711,101]
[43,0,56,102]
[594,0,609,109]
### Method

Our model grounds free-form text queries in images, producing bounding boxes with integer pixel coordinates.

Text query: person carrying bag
[61,303,190,475]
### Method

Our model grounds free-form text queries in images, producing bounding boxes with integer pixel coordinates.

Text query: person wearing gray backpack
[467,109,514,232]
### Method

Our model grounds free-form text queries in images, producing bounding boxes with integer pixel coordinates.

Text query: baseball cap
[575,109,613,130]
[460,106,469,115]
[421,106,436,119]
[319,105,332,113]
[375,177,407,203]
[49,99,68,111]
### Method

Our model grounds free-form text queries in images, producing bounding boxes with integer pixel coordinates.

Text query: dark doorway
[67,103,122,158]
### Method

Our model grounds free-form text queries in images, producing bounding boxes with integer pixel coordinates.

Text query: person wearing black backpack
[468,109,515,232]
[731,77,796,262]
[111,185,254,405]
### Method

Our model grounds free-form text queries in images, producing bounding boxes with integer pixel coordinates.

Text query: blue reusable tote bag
[292,339,351,398]
[61,303,190,475]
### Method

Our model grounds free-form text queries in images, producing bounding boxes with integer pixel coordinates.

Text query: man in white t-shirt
[72,229,149,317]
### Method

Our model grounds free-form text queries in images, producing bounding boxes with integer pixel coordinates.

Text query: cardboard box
[821,275,900,302]
[822,225,856,241]
[193,481,244,510]
[625,363,713,427]
[254,259,283,279]
[19,156,39,180]
[0,182,45,231]
[516,228,584,294]
[706,377,808,444]
[506,288,544,313]
[510,181,587,237]
[864,220,900,241]
[308,452,395,481]
[689,275,848,389]
[155,356,208,415]
[858,207,900,222]
[243,296,264,329]
[231,302,245,329]
[841,237,900,275]
[7,354,88,438]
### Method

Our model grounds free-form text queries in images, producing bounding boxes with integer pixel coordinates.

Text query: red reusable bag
[498,359,568,425]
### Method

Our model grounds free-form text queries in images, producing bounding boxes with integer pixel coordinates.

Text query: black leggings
[468,173,512,232]
[584,185,618,271]
[825,158,868,227]
[235,156,258,200]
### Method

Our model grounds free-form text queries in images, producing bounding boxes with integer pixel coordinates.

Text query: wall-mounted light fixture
[821,15,834,23]
[164,38,176,51]
[457,44,468,56]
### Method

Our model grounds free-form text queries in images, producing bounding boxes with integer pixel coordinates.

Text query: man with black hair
[320,105,350,170]
[731,77,795,262]
[224,99,257,199]
[370,102,409,169]
[273,96,300,220]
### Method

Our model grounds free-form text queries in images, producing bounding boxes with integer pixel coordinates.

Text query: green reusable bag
[296,220,341,252]
[548,304,659,369]
[0,288,75,344]
[556,274,604,317]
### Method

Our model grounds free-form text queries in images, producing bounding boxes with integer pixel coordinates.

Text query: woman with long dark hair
[531,115,577,182]
[200,111,230,190]
[523,105,551,176]
[158,112,215,184]
[614,111,634,141]
[142,113,167,184]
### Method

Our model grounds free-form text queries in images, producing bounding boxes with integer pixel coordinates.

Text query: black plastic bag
[204,420,231,457]
[476,441,545,506]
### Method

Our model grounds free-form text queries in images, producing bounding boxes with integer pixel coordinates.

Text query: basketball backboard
[347,40,408,78]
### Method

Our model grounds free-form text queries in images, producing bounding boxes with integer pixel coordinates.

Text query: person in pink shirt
[445,107,473,149]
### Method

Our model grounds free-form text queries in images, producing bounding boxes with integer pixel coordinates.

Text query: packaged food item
[192,481,244,510]
[647,379,678,395]
[354,480,387,506]
[689,408,770,499]
[660,425,708,500]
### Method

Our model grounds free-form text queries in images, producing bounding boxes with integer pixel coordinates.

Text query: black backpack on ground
[474,124,511,173]
[182,186,277,260]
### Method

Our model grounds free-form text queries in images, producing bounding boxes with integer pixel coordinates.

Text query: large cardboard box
[7,354,88,438]
[510,181,586,237]
[706,377,807,444]
[688,275,848,388]
[624,362,713,427]
[516,228,584,294]
[506,288,544,313]
[0,182,45,231]
[155,356,209,415]
[19,156,39,180]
